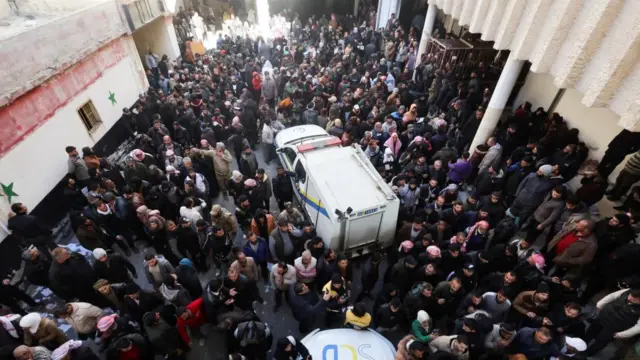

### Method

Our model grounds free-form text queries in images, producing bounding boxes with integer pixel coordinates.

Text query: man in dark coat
[49,247,100,304]
[8,203,55,253]
[0,281,36,315]
[123,283,165,323]
[22,247,51,287]
[272,166,294,211]
[92,248,138,284]
[289,282,329,333]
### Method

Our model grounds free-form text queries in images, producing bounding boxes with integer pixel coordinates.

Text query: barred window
[77,100,102,132]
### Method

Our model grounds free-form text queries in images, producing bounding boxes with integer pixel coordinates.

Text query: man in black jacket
[123,283,165,323]
[92,248,138,284]
[8,203,55,253]
[0,280,36,315]
[49,247,101,304]
[94,201,134,255]
[289,282,330,333]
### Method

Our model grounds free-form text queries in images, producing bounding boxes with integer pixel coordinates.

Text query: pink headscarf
[531,254,546,270]
[400,240,414,251]
[426,246,441,256]
[384,133,402,157]
[97,314,117,332]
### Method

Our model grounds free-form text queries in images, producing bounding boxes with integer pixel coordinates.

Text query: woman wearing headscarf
[411,310,436,343]
[227,170,245,201]
[175,258,203,299]
[273,336,311,360]
[250,209,276,240]
[384,132,403,157]
[19,313,68,350]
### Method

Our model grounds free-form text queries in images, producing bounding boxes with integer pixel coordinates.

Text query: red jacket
[176,297,207,344]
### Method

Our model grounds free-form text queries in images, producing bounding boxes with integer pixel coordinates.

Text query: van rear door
[343,210,385,251]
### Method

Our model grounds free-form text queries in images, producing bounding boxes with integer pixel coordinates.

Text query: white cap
[565,337,587,352]
[92,248,107,259]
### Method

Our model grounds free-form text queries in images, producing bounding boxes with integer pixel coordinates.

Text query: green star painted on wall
[0,182,18,203]
[108,91,117,105]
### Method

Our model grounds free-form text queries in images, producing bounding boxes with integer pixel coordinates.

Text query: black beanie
[536,281,550,294]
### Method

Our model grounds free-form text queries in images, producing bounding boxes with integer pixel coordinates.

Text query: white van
[275,125,399,257]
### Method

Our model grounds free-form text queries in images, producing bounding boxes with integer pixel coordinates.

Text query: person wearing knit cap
[92,247,138,284]
[390,255,419,296]
[512,281,551,325]
[122,282,164,323]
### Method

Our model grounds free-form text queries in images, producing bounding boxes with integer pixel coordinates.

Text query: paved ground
[18,145,402,359]
[16,145,628,359]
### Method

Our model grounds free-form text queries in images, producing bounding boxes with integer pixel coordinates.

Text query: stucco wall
[0,0,128,107]
[516,71,623,160]
[0,36,146,240]
[514,72,559,111]
[132,16,181,66]
[516,70,627,183]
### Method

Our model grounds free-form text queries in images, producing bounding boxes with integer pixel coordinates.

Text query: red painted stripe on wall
[0,37,129,158]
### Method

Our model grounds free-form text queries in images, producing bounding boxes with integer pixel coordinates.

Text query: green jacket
[411,319,432,343]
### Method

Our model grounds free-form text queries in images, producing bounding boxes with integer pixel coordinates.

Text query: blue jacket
[243,237,270,264]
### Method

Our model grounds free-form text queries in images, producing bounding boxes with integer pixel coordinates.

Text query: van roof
[275,125,330,147]
[301,147,389,213]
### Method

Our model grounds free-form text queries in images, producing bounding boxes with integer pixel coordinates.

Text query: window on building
[77,100,103,132]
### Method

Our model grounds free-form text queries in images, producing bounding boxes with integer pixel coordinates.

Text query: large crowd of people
[1,5,640,360]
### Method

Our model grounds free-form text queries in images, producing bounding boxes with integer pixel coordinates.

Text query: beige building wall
[516,71,628,183]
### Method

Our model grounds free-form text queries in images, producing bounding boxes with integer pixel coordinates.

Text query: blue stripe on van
[296,185,330,218]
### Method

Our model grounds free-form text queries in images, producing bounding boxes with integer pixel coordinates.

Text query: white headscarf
[0,317,19,338]
[51,340,83,360]
[19,313,41,334]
